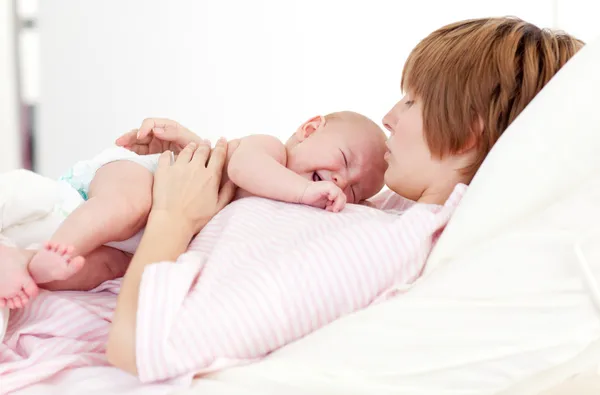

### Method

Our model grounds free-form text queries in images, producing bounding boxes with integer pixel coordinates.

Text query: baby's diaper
[59,146,161,200]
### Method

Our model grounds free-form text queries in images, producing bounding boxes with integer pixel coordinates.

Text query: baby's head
[285,111,388,203]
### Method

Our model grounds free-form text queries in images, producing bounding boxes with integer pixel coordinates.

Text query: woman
[105,17,584,378]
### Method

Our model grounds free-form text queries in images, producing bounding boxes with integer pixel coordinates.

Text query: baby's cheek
[346,191,356,204]
[340,182,356,203]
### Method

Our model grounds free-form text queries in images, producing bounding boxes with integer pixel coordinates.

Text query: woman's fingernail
[218,137,226,143]
[154,127,164,134]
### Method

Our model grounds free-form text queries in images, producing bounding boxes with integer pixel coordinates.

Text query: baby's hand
[300,181,346,212]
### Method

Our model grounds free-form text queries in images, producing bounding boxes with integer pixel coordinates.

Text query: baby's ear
[295,115,326,141]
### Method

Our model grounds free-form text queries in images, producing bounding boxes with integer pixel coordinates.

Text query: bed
[2,34,600,395]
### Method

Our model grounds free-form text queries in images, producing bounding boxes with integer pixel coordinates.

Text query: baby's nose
[332,174,348,189]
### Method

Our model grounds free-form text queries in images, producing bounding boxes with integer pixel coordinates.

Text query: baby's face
[286,114,388,203]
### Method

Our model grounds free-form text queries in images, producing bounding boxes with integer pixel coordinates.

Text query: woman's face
[382,94,441,201]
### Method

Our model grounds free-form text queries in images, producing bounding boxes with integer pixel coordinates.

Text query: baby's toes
[64,245,74,256]
[56,244,69,256]
[44,241,56,252]
[17,290,30,307]
[12,296,24,309]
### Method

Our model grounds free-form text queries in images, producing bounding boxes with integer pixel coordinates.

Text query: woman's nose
[382,115,394,134]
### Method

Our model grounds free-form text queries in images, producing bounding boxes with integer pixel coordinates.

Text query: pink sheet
[0,280,189,394]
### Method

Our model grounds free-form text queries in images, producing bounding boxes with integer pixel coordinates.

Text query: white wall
[0,1,23,172]
[556,0,600,42]
[37,0,555,177]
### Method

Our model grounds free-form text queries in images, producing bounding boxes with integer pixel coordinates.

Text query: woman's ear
[459,115,484,154]
[295,115,326,141]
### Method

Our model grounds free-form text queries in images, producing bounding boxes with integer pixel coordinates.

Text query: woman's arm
[106,213,193,374]
[106,139,235,375]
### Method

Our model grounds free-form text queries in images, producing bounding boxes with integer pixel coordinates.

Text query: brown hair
[401,17,584,176]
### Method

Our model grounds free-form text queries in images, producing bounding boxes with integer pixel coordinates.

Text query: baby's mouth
[312,172,322,182]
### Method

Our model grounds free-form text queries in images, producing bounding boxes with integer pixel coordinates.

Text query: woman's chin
[383,168,397,190]
[384,162,397,177]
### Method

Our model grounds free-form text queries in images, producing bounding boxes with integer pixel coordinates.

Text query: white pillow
[196,35,600,395]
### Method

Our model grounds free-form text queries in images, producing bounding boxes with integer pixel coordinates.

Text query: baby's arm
[228,135,308,203]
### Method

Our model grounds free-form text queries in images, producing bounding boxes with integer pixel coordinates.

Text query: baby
[1,111,388,308]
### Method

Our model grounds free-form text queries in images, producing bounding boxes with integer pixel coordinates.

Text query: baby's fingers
[329,192,346,213]
[325,200,335,212]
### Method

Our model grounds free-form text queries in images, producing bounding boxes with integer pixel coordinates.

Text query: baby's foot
[0,245,38,309]
[28,242,86,284]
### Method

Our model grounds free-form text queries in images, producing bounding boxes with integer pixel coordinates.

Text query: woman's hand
[115,118,203,155]
[151,139,236,235]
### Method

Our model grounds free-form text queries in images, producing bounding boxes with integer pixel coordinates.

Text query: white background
[0,2,21,172]
[25,0,600,177]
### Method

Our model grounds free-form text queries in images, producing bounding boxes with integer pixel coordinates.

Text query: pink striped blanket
[0,185,466,394]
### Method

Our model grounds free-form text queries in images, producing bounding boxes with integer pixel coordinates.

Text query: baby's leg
[28,160,153,284]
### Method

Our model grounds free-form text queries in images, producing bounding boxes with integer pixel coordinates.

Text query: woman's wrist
[147,210,198,246]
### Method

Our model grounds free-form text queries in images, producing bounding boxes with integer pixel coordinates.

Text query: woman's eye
[405,100,414,107]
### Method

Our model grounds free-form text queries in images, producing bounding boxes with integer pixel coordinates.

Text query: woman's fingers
[176,142,198,164]
[217,180,236,210]
[156,150,173,171]
[171,128,202,149]
[189,139,211,166]
[115,129,141,146]
[136,119,155,139]
[137,118,174,139]
[207,138,228,173]
[118,118,204,156]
